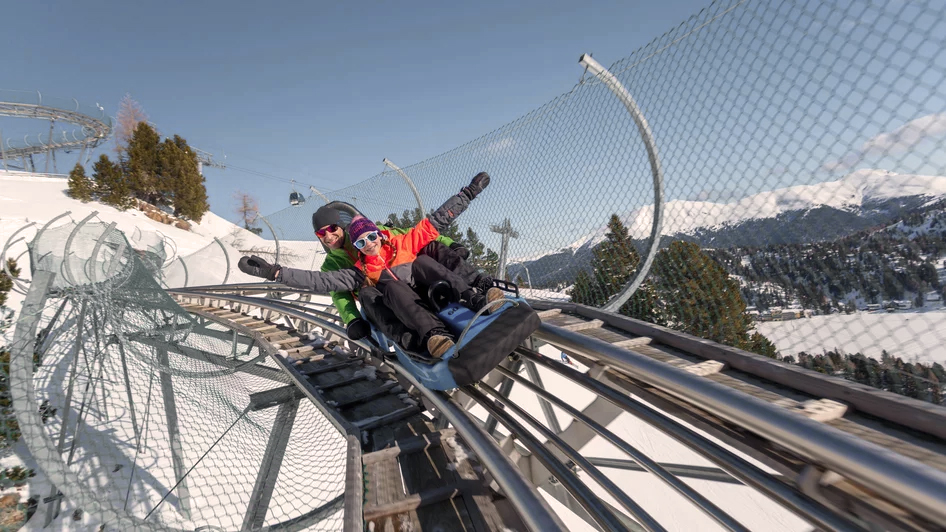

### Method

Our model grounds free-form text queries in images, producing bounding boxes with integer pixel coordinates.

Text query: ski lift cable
[224,163,336,192]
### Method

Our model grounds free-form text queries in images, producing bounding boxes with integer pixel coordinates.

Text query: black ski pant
[359,253,473,352]
[417,241,482,288]
[359,284,427,352]
[411,251,473,298]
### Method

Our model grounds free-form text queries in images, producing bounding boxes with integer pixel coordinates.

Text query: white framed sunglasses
[353,231,380,250]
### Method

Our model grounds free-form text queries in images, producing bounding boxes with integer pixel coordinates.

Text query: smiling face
[359,235,382,256]
[316,225,345,250]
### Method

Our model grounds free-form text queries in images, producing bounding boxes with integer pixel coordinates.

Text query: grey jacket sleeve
[278,266,365,293]
[428,192,473,233]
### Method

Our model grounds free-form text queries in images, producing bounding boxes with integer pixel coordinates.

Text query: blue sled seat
[368,297,541,391]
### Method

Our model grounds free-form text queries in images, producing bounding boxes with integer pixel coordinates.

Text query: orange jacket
[354,218,440,285]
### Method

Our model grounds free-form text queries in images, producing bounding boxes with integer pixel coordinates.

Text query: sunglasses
[315,224,339,238]
[353,231,380,250]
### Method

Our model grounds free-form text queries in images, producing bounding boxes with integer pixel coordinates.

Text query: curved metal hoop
[382,158,426,216]
[61,211,100,287]
[579,54,665,313]
[2,222,36,295]
[213,237,231,285]
[255,214,281,266]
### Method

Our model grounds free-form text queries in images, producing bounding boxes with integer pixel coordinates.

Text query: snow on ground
[0,170,325,337]
[756,306,946,365]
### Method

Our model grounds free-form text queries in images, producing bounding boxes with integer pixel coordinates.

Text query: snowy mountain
[507,170,946,288]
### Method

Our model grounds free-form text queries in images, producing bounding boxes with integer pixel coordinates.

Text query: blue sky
[1,0,713,219]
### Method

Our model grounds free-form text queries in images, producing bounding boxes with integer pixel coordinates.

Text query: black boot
[463,287,504,315]
[473,275,495,294]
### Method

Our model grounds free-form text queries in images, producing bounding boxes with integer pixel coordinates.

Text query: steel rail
[520,349,865,532]
[532,322,946,526]
[169,288,343,325]
[473,381,664,532]
[389,369,568,532]
[176,287,929,529]
[494,365,749,532]
[167,289,567,532]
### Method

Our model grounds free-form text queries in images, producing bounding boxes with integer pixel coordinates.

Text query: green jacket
[323,224,454,324]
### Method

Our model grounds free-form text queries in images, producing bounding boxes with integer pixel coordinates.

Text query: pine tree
[66,163,94,202]
[476,249,499,274]
[569,214,641,307]
[593,214,642,302]
[464,228,486,264]
[0,259,19,307]
[124,122,163,204]
[159,136,209,222]
[570,269,599,306]
[92,155,134,210]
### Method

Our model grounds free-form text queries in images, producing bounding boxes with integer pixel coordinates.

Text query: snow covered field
[756,306,946,365]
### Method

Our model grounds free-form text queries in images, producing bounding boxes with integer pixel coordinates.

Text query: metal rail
[391,367,568,532]
[494,364,750,532]
[169,288,566,531]
[519,349,865,532]
[471,382,661,532]
[532,322,946,526]
[177,284,945,531]
[0,96,111,159]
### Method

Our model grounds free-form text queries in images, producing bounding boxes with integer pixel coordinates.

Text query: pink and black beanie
[347,216,380,242]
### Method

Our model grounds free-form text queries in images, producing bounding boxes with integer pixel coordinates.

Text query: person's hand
[449,242,470,260]
[346,318,371,340]
[461,171,490,200]
[238,255,280,281]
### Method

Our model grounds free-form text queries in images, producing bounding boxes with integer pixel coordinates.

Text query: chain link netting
[263,0,946,400]
[3,219,347,530]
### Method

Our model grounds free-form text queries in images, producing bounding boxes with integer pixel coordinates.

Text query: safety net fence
[3,218,347,530]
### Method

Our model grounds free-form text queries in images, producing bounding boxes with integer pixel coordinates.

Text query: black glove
[238,255,280,281]
[460,171,490,200]
[346,318,371,340]
[449,242,470,260]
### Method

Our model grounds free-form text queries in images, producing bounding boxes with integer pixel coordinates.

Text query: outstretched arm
[238,255,364,293]
[428,172,490,232]
[280,266,364,293]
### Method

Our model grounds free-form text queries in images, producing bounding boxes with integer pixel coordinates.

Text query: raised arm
[428,172,490,232]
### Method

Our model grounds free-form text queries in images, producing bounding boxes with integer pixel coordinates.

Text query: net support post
[156,347,192,519]
[241,399,300,531]
[44,299,87,526]
[484,357,522,435]
[522,359,563,434]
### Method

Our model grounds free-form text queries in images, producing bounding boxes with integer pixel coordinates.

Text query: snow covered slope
[0,170,324,309]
